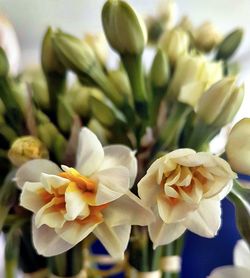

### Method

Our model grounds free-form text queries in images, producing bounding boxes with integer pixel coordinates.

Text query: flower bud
[57,95,75,133]
[159,28,190,65]
[226,118,250,175]
[216,28,243,60]
[87,118,110,145]
[177,16,194,35]
[0,15,20,75]
[8,136,49,167]
[194,21,222,52]
[168,54,222,106]
[157,0,177,29]
[83,33,109,65]
[213,84,244,127]
[150,48,170,88]
[52,31,97,74]
[41,27,65,75]
[196,77,241,125]
[90,89,126,127]
[102,0,147,55]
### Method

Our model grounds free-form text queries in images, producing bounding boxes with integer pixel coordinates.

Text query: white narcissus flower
[208,240,250,278]
[138,149,236,248]
[16,128,153,259]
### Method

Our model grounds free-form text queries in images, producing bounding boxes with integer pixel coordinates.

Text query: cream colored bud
[159,28,190,65]
[157,0,177,29]
[0,15,20,75]
[8,136,49,167]
[226,118,250,175]
[102,0,147,55]
[196,77,239,125]
[213,84,244,127]
[177,16,194,35]
[87,118,110,145]
[168,53,222,106]
[83,33,109,65]
[194,22,222,52]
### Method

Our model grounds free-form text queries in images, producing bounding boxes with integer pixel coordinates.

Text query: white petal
[218,181,233,200]
[40,173,69,193]
[157,195,196,224]
[208,266,250,278]
[76,128,104,176]
[148,213,186,249]
[183,199,221,237]
[95,166,130,205]
[203,177,231,199]
[167,149,196,160]
[32,218,73,257]
[138,173,160,206]
[102,145,138,187]
[65,184,90,221]
[56,220,98,245]
[35,201,65,229]
[103,191,154,227]
[20,182,45,212]
[94,222,131,259]
[16,159,60,188]
[234,240,250,269]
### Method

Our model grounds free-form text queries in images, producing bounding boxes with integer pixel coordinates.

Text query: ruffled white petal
[35,201,65,229]
[40,173,69,193]
[20,182,45,213]
[183,199,221,237]
[16,159,60,188]
[157,195,196,224]
[102,145,138,186]
[32,219,73,257]
[234,240,250,269]
[56,221,98,245]
[103,191,154,227]
[76,128,104,176]
[208,266,250,278]
[95,166,130,205]
[149,213,186,249]
[138,173,160,206]
[64,184,90,221]
[94,222,131,259]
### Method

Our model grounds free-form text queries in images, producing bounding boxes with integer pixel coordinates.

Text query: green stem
[121,53,148,121]
[186,119,220,151]
[48,243,83,277]
[158,102,192,151]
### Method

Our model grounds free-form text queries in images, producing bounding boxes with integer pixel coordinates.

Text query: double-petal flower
[16,128,153,258]
[138,149,236,248]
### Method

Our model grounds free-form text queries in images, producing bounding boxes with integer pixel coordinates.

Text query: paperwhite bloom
[16,128,153,259]
[138,149,236,248]
[208,240,250,278]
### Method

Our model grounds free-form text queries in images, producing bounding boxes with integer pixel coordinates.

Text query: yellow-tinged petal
[16,159,60,188]
[76,127,104,176]
[94,222,131,260]
[183,199,221,237]
[208,266,250,278]
[32,218,73,257]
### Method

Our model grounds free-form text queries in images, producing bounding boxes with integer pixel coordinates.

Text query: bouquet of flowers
[0,0,249,277]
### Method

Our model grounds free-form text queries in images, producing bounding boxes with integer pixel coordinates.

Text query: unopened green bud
[102,0,147,55]
[88,118,110,145]
[159,28,190,65]
[108,69,132,99]
[216,28,243,60]
[226,118,250,175]
[90,90,126,127]
[57,95,75,133]
[41,27,65,75]
[8,136,49,167]
[150,49,169,88]
[83,33,108,65]
[213,84,244,127]
[68,83,91,117]
[196,77,239,125]
[0,47,9,77]
[52,31,97,75]
[0,99,6,115]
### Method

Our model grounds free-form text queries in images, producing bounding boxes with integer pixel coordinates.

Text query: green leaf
[228,179,250,247]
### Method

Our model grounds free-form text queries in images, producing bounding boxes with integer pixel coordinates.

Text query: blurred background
[0,0,249,277]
